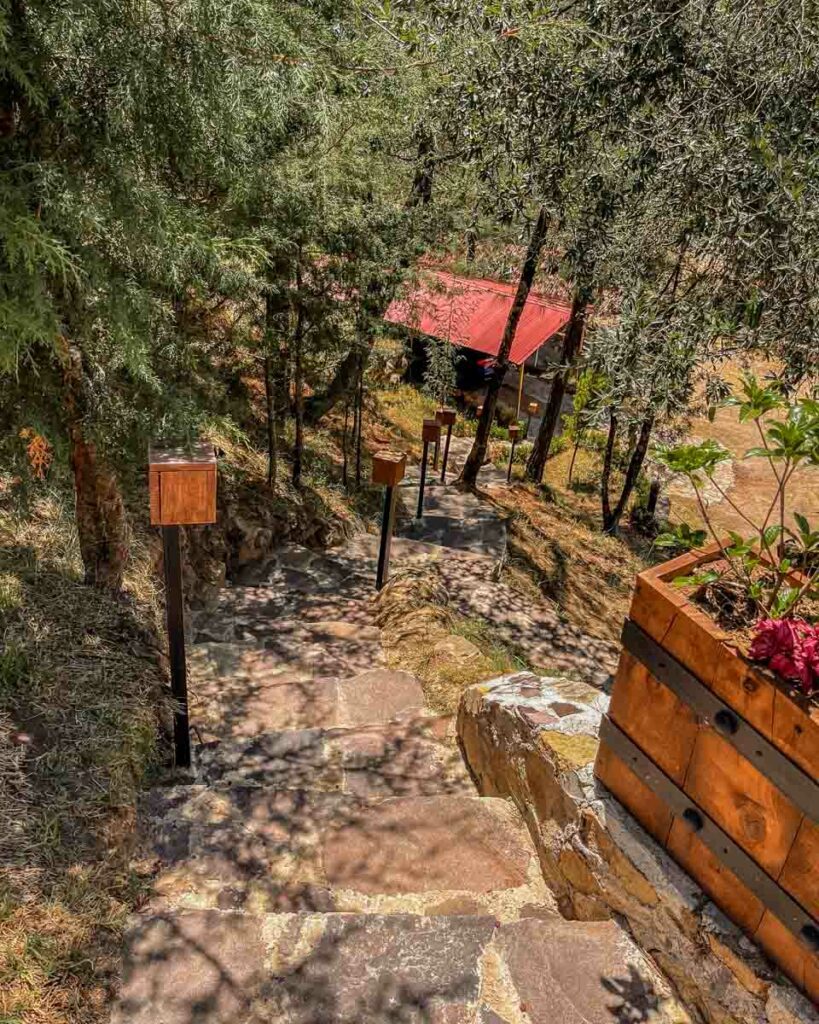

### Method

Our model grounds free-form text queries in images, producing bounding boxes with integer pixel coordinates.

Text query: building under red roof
[384,269,572,366]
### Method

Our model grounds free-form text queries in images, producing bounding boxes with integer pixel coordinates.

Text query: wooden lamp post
[417,419,441,519]
[507,423,521,483]
[372,450,406,590]
[436,408,457,483]
[149,441,217,769]
[526,401,539,439]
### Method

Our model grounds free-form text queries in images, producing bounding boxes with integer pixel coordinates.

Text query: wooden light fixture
[148,440,218,770]
[149,442,217,526]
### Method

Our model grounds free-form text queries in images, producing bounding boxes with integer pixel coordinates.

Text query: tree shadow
[115,907,494,1023]
[602,964,663,1024]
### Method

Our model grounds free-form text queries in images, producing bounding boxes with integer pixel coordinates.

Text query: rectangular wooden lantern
[436,408,457,427]
[372,450,407,488]
[508,424,521,440]
[149,442,217,526]
[422,418,442,443]
[595,545,819,1002]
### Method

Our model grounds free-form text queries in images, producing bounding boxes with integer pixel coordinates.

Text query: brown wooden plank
[772,687,819,779]
[755,910,810,995]
[660,600,728,690]
[779,817,819,919]
[149,469,161,526]
[148,442,216,470]
[807,953,819,1006]
[608,651,698,786]
[158,468,216,526]
[684,729,803,878]
[629,573,687,643]
[709,653,775,740]
[667,819,765,935]
[594,741,673,845]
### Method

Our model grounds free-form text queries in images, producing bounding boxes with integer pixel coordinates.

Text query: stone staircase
[113,523,683,1020]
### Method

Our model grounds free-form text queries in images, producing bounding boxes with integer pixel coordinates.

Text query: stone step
[188,651,429,741]
[112,910,687,1024]
[192,713,467,793]
[397,516,507,560]
[342,532,499,568]
[136,790,549,918]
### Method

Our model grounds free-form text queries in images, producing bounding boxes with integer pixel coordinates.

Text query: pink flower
[749,619,795,661]
[750,618,818,695]
[793,632,819,695]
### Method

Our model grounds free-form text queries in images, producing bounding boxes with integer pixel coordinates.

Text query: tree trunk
[567,439,580,485]
[291,306,305,490]
[465,226,476,264]
[263,353,277,489]
[63,345,129,591]
[525,291,589,483]
[646,478,661,517]
[342,401,349,489]
[600,408,618,530]
[304,135,441,427]
[407,126,435,209]
[603,414,655,535]
[355,360,364,488]
[459,206,550,489]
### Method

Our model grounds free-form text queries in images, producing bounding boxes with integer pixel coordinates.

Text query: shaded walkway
[114,461,679,1023]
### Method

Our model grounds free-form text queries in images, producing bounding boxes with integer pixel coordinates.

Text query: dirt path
[667,402,819,535]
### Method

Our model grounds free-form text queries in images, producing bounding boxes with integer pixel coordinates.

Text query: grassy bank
[0,487,167,1024]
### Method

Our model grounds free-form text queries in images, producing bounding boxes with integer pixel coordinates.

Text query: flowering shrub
[750,618,819,695]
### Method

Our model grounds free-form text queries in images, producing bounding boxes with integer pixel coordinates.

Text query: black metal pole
[162,525,191,769]
[440,425,453,483]
[416,440,429,519]
[507,439,517,484]
[376,484,397,591]
[433,433,440,471]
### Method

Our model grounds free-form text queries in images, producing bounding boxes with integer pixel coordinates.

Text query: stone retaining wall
[457,674,818,1024]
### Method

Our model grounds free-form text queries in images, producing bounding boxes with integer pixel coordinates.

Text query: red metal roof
[385,269,571,365]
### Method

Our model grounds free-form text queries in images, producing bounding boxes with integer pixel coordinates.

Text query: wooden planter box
[595,545,819,1002]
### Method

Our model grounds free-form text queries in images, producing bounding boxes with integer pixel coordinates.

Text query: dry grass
[374,567,527,715]
[487,478,651,644]
[373,387,437,458]
[0,486,167,1024]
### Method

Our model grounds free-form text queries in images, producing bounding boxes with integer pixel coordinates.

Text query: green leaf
[654,440,731,477]
[762,524,783,548]
[672,570,721,589]
[771,587,799,617]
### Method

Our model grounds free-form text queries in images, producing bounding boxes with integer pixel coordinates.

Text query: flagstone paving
[115,461,685,1023]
